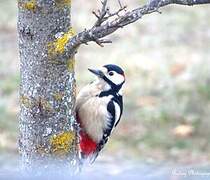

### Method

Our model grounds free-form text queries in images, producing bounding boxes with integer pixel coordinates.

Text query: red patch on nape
[79,131,97,156]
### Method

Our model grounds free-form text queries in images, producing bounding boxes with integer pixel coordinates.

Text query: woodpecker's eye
[109,71,114,76]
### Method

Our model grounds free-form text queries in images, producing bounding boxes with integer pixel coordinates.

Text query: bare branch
[93,0,109,27]
[94,38,112,47]
[107,5,127,18]
[118,0,123,9]
[65,0,210,56]
[92,11,100,19]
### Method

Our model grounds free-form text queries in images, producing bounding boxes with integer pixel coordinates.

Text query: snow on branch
[65,0,210,55]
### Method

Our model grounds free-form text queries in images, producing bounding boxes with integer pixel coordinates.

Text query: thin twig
[94,0,109,27]
[94,38,112,47]
[64,0,210,55]
[107,5,127,18]
[118,0,123,9]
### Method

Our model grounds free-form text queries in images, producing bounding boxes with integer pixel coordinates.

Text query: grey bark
[18,0,78,169]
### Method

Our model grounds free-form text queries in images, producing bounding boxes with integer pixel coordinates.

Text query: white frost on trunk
[18,0,79,170]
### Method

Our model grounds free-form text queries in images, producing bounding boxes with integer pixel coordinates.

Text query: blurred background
[0,0,210,172]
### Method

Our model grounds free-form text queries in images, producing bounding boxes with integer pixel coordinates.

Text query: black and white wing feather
[90,95,123,163]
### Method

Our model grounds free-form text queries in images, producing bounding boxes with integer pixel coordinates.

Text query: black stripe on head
[103,64,124,76]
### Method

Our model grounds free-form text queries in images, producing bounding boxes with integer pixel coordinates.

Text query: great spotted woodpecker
[76,64,125,162]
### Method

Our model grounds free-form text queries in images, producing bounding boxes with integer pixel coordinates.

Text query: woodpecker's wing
[113,95,123,127]
[90,96,123,163]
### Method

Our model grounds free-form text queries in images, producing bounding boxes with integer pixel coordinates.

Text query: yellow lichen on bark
[48,28,75,57]
[39,98,53,112]
[53,92,64,101]
[20,95,33,108]
[55,0,71,7]
[50,131,75,156]
[67,57,75,72]
[19,0,37,11]
[20,95,53,111]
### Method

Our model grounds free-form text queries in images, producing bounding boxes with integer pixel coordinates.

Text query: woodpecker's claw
[88,68,104,78]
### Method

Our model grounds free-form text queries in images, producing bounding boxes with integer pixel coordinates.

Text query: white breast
[77,95,112,143]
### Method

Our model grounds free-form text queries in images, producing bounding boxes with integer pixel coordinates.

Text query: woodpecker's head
[88,64,125,93]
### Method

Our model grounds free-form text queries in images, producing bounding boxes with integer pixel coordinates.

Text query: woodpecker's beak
[88,68,104,78]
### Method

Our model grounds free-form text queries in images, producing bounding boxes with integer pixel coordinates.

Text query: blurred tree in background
[0,0,210,168]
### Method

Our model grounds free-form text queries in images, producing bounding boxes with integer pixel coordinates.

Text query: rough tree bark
[18,0,78,169]
[18,0,210,170]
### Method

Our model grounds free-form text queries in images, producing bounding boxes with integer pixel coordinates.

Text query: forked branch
[65,0,210,56]
[92,0,127,28]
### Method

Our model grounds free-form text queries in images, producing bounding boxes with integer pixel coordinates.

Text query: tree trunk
[18,0,78,169]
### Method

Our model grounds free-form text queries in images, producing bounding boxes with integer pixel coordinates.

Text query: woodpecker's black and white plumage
[76,64,125,162]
